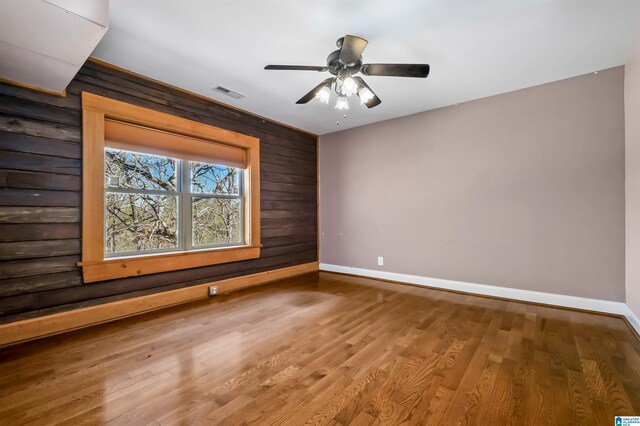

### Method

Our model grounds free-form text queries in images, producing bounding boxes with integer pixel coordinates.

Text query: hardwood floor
[1,271,639,425]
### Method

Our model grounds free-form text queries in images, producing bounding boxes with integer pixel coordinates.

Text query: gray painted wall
[626,32,640,315]
[320,67,625,301]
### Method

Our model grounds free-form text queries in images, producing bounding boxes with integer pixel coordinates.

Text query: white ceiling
[0,0,108,93]
[92,0,640,135]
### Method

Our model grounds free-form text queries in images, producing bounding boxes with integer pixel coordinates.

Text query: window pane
[191,162,240,195]
[105,148,177,191]
[192,197,242,246]
[106,193,178,254]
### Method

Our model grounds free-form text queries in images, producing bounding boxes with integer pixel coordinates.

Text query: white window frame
[104,148,245,258]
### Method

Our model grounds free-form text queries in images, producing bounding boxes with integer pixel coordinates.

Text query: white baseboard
[624,306,640,336]
[319,263,640,335]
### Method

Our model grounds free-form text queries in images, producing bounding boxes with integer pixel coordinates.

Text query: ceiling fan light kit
[265,35,430,110]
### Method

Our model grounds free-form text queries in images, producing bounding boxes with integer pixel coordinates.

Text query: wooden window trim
[80,92,260,283]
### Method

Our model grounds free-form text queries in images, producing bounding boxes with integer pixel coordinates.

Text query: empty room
[2,0,640,424]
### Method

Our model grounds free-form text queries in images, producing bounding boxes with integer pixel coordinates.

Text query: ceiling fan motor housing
[326,50,362,76]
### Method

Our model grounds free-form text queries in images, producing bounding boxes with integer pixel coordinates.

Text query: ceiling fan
[264,35,430,110]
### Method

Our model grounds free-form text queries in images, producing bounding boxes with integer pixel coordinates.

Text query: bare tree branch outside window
[104,148,242,256]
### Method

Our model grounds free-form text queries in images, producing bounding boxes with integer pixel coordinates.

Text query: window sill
[78,245,261,283]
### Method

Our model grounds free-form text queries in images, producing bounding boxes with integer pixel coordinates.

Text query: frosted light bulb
[341,77,357,97]
[335,96,349,110]
[315,86,331,104]
[358,87,374,104]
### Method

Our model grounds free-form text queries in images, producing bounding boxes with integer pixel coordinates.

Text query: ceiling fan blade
[265,65,329,72]
[296,78,334,104]
[339,35,368,66]
[361,63,430,78]
[353,77,381,108]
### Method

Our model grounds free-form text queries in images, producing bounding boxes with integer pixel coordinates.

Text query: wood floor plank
[0,271,639,425]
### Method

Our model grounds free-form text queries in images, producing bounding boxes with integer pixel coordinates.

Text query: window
[190,162,243,247]
[104,149,243,256]
[80,92,260,283]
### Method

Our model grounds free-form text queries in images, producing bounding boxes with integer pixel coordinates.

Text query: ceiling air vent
[212,86,244,99]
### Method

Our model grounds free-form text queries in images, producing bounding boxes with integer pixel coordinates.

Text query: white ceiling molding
[0,0,108,94]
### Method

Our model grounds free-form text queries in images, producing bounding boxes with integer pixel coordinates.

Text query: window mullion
[182,160,193,251]
[105,187,179,196]
[188,193,241,200]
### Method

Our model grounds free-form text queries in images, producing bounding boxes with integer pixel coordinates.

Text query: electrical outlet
[208,286,218,296]
[378,256,384,266]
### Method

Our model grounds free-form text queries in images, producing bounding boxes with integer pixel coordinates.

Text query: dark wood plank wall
[0,60,318,323]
